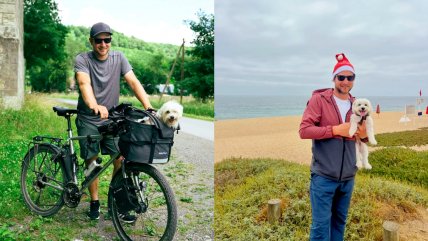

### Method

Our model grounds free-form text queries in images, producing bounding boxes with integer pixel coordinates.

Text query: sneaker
[118,212,137,224]
[87,200,100,220]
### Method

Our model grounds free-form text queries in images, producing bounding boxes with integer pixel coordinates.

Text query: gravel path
[168,132,214,241]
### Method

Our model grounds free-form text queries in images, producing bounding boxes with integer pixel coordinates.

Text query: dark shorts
[75,117,119,160]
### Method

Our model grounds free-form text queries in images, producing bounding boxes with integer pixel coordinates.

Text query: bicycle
[20,103,177,241]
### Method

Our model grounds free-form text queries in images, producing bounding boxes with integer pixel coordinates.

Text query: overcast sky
[215,0,428,97]
[56,0,213,46]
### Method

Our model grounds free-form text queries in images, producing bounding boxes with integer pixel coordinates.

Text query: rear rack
[33,135,63,144]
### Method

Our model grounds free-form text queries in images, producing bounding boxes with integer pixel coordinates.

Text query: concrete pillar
[0,0,24,109]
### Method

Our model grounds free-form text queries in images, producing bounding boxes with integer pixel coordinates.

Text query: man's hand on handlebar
[93,105,109,119]
[147,107,157,115]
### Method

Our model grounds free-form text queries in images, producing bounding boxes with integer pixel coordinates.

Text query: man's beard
[336,86,352,94]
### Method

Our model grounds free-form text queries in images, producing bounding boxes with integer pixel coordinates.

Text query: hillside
[66,25,180,58]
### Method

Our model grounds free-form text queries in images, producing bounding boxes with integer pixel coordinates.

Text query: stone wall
[0,0,24,109]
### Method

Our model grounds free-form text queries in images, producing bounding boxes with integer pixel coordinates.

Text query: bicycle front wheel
[108,163,177,241]
[20,143,66,217]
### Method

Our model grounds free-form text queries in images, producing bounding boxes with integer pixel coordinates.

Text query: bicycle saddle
[53,106,78,117]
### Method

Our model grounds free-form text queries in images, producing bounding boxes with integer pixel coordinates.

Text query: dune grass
[367,147,428,188]
[215,157,428,241]
[375,127,428,147]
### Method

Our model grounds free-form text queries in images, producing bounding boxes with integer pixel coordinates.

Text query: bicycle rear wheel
[20,143,66,217]
[108,163,177,241]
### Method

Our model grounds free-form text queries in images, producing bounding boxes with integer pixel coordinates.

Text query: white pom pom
[337,54,343,61]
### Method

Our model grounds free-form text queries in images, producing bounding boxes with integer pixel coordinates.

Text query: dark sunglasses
[94,38,112,44]
[336,75,355,81]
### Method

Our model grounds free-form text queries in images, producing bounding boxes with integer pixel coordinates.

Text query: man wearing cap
[74,22,153,221]
[299,53,368,240]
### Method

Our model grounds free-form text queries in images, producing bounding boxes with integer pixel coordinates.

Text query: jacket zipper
[331,95,346,181]
[339,141,346,181]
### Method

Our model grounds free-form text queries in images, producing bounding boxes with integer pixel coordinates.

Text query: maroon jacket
[299,88,358,181]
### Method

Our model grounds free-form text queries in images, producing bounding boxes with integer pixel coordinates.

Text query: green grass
[375,127,428,147]
[49,92,214,120]
[215,158,428,241]
[0,94,114,240]
[367,147,428,188]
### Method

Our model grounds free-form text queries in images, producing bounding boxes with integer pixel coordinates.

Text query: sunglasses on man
[93,38,112,44]
[336,75,355,81]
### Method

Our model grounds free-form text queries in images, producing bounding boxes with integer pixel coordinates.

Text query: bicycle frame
[56,113,121,195]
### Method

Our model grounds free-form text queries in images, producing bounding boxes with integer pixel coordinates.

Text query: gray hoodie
[299,88,358,181]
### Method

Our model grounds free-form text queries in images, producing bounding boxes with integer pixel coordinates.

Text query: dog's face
[352,98,372,117]
[157,101,183,129]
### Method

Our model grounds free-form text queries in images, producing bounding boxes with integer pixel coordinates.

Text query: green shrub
[375,127,428,147]
[366,147,428,188]
[215,158,428,241]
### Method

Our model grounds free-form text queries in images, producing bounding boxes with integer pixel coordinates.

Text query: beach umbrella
[426,106,428,115]
[376,104,380,117]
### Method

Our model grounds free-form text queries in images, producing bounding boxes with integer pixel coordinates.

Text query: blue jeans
[309,173,354,241]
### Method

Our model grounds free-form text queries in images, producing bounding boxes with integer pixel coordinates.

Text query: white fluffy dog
[156,101,183,129]
[349,98,377,170]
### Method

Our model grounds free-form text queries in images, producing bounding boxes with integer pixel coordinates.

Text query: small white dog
[349,98,377,170]
[156,101,183,129]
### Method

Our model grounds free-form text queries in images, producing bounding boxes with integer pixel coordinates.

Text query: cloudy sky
[215,0,428,97]
[56,0,213,45]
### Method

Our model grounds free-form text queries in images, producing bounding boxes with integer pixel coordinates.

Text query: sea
[215,95,425,120]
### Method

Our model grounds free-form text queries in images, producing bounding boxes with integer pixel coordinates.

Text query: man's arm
[299,96,334,139]
[75,72,108,119]
[123,70,153,110]
[299,96,351,139]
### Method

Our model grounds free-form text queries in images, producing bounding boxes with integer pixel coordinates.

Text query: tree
[180,11,214,101]
[24,0,68,92]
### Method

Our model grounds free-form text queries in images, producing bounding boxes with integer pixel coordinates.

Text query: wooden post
[159,39,185,102]
[180,38,185,104]
[383,221,399,241]
[267,199,282,224]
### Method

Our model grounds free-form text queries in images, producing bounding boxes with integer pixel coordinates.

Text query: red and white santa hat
[332,53,355,76]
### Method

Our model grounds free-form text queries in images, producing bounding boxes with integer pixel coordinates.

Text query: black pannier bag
[118,107,175,164]
[111,176,139,214]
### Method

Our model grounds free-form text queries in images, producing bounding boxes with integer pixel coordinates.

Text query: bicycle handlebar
[97,102,134,135]
[53,102,149,136]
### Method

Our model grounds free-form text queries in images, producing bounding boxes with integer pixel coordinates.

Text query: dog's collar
[357,114,368,125]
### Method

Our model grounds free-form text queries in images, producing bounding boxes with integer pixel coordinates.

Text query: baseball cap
[90,22,113,38]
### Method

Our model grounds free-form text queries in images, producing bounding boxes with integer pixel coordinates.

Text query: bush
[215,158,428,241]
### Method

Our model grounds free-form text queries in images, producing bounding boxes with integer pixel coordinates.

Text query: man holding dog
[74,22,153,221]
[299,53,368,241]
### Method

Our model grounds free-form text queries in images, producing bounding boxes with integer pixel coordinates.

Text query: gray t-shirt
[74,50,132,124]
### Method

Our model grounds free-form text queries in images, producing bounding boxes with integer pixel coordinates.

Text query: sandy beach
[215,112,428,164]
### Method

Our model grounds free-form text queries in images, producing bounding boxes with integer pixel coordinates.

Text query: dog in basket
[349,98,377,170]
[138,101,183,130]
[156,101,183,129]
